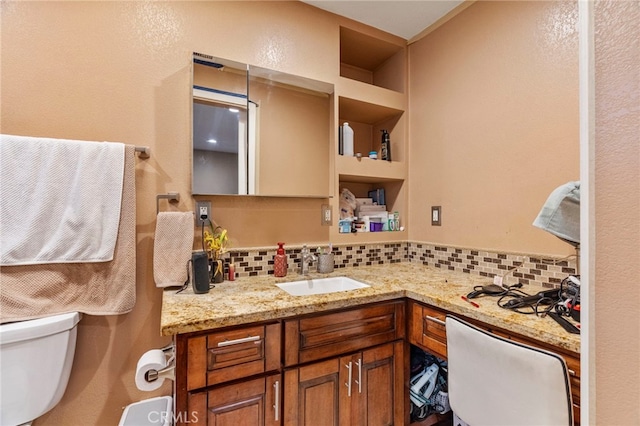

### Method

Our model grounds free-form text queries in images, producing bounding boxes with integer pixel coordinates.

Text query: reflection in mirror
[191,52,334,197]
[192,54,250,195]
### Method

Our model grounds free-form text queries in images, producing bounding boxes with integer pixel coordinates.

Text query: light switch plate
[431,206,441,226]
[321,204,332,226]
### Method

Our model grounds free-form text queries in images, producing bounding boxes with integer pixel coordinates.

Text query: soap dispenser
[274,242,288,277]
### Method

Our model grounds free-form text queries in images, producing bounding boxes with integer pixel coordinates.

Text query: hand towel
[153,212,194,287]
[0,145,136,323]
[0,134,124,265]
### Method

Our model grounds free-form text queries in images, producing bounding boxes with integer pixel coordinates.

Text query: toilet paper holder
[144,343,175,384]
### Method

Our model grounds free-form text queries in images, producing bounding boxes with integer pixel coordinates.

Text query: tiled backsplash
[225,242,407,277]
[224,241,577,289]
[407,242,577,289]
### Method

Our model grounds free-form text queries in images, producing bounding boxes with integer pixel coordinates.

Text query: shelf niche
[338,179,406,239]
[339,96,404,163]
[340,26,406,93]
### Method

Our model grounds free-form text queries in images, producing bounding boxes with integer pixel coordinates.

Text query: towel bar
[135,146,150,158]
[156,193,180,214]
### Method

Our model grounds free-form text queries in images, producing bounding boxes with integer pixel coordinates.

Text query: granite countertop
[161,263,581,354]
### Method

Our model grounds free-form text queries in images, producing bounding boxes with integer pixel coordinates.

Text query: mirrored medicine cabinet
[192,52,334,197]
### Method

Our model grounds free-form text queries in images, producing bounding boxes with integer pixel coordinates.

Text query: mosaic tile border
[223,242,407,278]
[406,242,578,289]
[222,241,577,289]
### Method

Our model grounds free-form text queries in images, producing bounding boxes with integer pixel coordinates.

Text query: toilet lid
[0,312,80,345]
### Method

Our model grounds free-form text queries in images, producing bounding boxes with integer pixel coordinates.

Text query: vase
[211,259,224,283]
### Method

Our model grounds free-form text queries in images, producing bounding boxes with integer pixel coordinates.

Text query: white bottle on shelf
[342,122,354,157]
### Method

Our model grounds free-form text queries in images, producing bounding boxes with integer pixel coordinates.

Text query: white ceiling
[301,0,465,40]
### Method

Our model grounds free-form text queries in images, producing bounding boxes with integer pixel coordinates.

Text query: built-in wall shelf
[337,155,405,182]
[332,24,408,243]
[336,78,405,112]
[333,229,407,244]
[339,96,404,125]
[338,96,405,162]
[339,26,406,93]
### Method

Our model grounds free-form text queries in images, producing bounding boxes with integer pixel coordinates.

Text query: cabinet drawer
[409,302,447,359]
[186,322,281,390]
[284,300,405,366]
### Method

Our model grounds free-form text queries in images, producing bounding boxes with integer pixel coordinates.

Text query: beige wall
[1,2,339,424]
[2,1,638,425]
[593,0,640,424]
[408,0,580,256]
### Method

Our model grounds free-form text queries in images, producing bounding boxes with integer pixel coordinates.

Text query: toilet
[0,312,81,426]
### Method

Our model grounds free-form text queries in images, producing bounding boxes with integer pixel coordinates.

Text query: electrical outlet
[196,201,211,226]
[431,206,441,226]
[321,204,332,226]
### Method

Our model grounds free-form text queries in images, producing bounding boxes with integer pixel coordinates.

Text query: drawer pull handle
[273,380,280,421]
[345,361,353,397]
[568,369,577,377]
[355,358,362,394]
[217,335,261,347]
[425,315,446,327]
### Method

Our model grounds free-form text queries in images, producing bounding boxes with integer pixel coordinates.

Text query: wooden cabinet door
[188,373,281,426]
[283,357,351,426]
[346,342,404,426]
[284,342,404,426]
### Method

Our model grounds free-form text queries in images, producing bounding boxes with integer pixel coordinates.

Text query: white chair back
[446,315,573,426]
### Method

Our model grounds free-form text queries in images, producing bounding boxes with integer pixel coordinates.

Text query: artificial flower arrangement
[203,224,229,281]
[204,224,228,260]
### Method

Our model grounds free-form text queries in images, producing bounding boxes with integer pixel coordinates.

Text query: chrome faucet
[299,244,317,275]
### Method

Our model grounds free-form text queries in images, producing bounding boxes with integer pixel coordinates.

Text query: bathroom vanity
[162,263,580,425]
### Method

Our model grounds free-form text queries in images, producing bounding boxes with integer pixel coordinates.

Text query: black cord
[201,222,206,253]
[497,289,559,315]
[175,259,192,294]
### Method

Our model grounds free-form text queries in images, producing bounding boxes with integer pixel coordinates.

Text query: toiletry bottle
[381,129,391,161]
[342,122,354,157]
[274,242,288,277]
[228,263,235,281]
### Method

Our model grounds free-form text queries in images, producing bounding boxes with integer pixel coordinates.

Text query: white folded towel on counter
[0,134,125,266]
[153,212,194,287]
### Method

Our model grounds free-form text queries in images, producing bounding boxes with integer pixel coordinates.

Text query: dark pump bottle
[381,130,391,161]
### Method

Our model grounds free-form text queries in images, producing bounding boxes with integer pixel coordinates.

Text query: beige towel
[0,145,136,323]
[153,212,194,287]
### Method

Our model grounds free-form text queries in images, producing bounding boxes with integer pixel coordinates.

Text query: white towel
[0,134,124,265]
[153,212,194,287]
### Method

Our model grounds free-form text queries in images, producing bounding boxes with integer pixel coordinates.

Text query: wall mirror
[192,52,334,197]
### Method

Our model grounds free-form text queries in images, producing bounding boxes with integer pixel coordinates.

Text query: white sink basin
[276,276,370,296]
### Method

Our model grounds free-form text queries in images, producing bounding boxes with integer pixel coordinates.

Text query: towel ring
[156,193,180,214]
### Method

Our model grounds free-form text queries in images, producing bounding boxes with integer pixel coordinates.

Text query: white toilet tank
[0,312,81,426]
